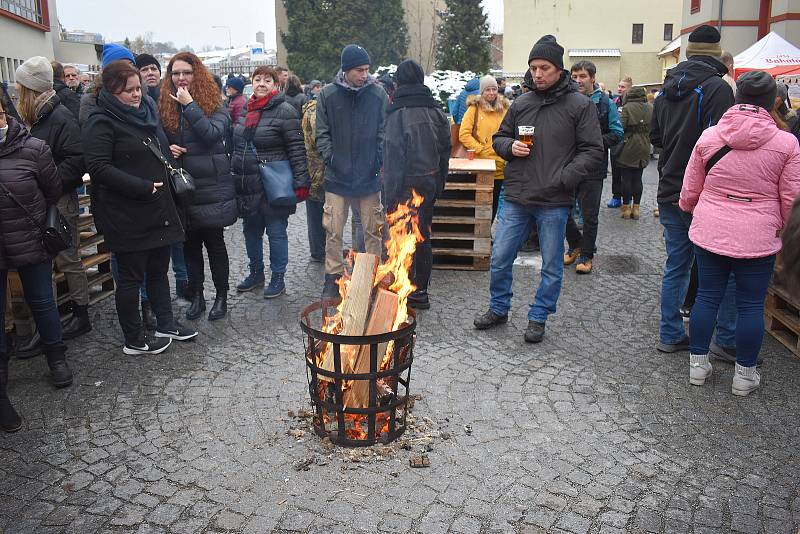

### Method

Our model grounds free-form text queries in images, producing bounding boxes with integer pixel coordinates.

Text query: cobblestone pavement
[1,162,799,534]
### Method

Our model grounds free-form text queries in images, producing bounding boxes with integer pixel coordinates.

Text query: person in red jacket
[225,77,246,125]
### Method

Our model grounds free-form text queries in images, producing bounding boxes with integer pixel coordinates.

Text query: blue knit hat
[341,44,371,72]
[102,44,135,68]
[225,76,245,93]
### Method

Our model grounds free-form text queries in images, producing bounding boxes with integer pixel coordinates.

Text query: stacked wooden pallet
[765,281,800,358]
[431,158,496,271]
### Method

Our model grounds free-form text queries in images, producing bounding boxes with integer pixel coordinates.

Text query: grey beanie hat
[735,70,777,111]
[15,56,54,93]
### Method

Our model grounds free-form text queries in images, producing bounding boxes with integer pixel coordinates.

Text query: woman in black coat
[15,56,92,342]
[159,52,237,321]
[0,100,70,432]
[82,60,197,356]
[232,66,310,298]
[383,60,451,310]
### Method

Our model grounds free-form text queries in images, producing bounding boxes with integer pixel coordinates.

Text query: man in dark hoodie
[316,44,388,298]
[50,61,81,118]
[474,35,604,344]
[651,25,736,354]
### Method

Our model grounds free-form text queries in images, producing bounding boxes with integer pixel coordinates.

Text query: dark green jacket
[618,87,653,169]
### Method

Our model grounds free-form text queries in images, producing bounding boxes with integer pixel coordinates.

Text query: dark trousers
[492,179,503,221]
[689,247,775,366]
[115,246,175,345]
[387,179,436,293]
[621,167,644,205]
[306,199,326,260]
[0,261,64,354]
[184,228,230,293]
[565,179,603,257]
[610,153,622,199]
[684,261,699,309]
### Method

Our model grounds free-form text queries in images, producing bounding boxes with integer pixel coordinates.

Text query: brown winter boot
[620,205,632,219]
[631,204,641,220]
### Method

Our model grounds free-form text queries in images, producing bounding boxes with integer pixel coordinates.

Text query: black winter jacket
[29,93,84,193]
[166,102,237,230]
[82,98,185,253]
[493,72,605,207]
[316,75,388,198]
[230,93,310,218]
[283,91,308,115]
[383,102,451,204]
[54,79,81,119]
[0,118,62,268]
[650,56,734,204]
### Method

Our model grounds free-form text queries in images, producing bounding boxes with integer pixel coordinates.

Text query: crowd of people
[0,25,799,433]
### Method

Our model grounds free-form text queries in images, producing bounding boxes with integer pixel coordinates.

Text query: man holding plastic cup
[473,34,604,344]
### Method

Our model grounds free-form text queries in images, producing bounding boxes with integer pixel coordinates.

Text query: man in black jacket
[474,35,604,343]
[316,44,388,299]
[51,61,81,119]
[650,24,736,353]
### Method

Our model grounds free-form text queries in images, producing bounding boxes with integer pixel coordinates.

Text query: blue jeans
[171,242,187,282]
[242,213,289,274]
[0,261,64,354]
[689,247,775,366]
[658,203,737,345]
[306,199,326,260]
[489,201,569,323]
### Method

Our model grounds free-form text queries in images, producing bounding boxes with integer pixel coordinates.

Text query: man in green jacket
[474,35,604,344]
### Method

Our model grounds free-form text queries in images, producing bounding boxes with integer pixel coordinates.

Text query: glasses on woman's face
[171,71,194,78]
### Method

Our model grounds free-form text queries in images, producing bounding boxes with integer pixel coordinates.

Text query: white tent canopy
[733,32,800,78]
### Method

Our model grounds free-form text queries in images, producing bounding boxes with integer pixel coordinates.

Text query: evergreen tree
[435,0,490,73]
[123,37,131,50]
[282,0,408,82]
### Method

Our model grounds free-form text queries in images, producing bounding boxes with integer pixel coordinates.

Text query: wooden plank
[443,182,494,192]
[435,199,490,209]
[319,253,378,381]
[448,158,497,172]
[344,289,399,408]
[431,237,491,254]
[432,262,490,271]
[432,247,491,258]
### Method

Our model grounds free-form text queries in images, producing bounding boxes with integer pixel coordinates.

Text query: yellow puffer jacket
[459,94,510,179]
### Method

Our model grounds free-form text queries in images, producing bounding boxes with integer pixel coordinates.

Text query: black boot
[62,303,92,341]
[208,292,227,321]
[0,351,22,432]
[14,329,42,360]
[45,345,73,389]
[186,291,206,320]
[141,300,157,330]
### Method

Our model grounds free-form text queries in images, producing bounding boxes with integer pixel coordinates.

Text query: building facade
[680,0,800,58]
[503,0,683,87]
[275,0,446,73]
[1,0,100,83]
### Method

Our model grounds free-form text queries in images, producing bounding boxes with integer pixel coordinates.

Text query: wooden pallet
[432,158,495,271]
[764,283,800,357]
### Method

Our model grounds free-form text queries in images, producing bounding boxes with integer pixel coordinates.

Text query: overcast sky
[57,0,503,51]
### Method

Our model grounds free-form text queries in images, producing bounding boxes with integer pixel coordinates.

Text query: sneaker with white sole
[123,337,172,355]
[155,323,198,341]
[732,363,760,396]
[689,353,713,386]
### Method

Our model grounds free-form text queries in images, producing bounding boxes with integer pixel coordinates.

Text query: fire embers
[300,193,424,446]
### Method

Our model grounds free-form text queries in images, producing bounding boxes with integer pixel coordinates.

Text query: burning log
[344,288,400,408]
[319,253,379,381]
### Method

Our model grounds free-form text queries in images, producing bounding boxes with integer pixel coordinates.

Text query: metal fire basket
[300,299,416,447]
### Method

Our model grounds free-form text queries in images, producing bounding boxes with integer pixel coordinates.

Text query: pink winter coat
[679,104,800,259]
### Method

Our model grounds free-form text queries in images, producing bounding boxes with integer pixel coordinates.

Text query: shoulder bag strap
[471,103,480,143]
[105,111,176,173]
[0,180,46,233]
[704,145,733,174]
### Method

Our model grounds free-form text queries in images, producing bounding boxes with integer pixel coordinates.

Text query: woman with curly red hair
[159,52,237,322]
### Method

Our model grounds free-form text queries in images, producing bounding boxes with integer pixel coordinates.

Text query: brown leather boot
[631,204,641,220]
[620,205,632,219]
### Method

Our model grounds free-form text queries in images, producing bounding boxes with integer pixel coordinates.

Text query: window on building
[664,23,674,41]
[690,0,701,14]
[0,0,44,24]
[632,24,644,44]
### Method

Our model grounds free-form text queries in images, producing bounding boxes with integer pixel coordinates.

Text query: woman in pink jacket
[679,71,800,396]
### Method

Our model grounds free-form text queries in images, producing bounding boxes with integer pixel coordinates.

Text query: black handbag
[141,137,196,202]
[0,182,72,255]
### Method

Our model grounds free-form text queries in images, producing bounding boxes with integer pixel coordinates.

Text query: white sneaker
[689,353,712,386]
[123,337,171,355]
[732,363,760,396]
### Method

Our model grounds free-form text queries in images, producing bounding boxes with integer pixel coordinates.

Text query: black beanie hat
[135,53,161,73]
[686,25,722,58]
[395,59,424,86]
[528,35,564,70]
[735,70,777,111]
[341,44,371,72]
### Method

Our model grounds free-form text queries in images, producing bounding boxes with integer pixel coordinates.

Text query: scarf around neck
[98,88,159,130]
[387,83,439,115]
[245,90,279,129]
